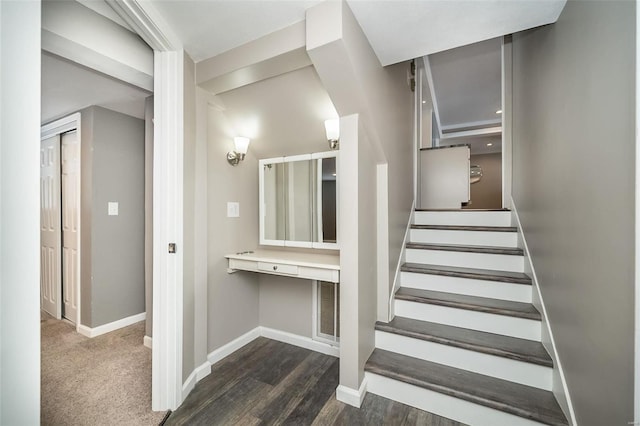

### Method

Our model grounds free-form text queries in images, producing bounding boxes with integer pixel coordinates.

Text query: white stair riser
[375,331,552,390]
[410,229,518,247]
[365,373,546,426]
[401,272,532,303]
[414,211,511,227]
[406,249,524,273]
[394,300,541,341]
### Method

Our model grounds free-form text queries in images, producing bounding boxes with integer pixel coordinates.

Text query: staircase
[364,209,569,426]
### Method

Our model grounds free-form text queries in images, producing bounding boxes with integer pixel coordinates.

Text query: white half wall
[0,1,42,423]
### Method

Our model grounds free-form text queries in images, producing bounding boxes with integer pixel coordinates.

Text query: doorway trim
[41,113,82,331]
[110,0,185,411]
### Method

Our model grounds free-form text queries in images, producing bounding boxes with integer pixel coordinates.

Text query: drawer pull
[273,266,278,271]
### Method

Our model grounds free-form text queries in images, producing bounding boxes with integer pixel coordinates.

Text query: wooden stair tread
[365,349,568,426]
[415,208,510,212]
[406,242,524,256]
[395,288,541,320]
[376,317,552,367]
[411,224,517,232]
[401,262,532,285]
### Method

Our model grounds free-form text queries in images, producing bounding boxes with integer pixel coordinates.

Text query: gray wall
[259,275,313,337]
[80,106,146,327]
[466,153,501,209]
[206,103,261,352]
[511,2,635,424]
[206,65,338,352]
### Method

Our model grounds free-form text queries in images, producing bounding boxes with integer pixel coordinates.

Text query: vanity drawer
[258,262,299,275]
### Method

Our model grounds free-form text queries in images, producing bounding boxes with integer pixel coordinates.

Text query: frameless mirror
[260,151,338,249]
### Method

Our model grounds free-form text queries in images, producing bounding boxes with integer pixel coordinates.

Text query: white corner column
[0,1,42,423]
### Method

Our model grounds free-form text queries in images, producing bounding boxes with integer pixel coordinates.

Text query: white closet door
[61,130,80,324]
[40,135,62,319]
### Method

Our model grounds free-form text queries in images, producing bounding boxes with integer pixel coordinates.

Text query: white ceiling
[42,52,151,124]
[151,0,566,65]
[349,0,566,66]
[152,0,323,62]
[428,37,502,129]
[42,0,566,126]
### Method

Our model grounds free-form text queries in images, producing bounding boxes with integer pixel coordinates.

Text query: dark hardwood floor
[165,337,466,426]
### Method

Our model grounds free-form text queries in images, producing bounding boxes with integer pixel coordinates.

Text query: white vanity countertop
[225,249,340,270]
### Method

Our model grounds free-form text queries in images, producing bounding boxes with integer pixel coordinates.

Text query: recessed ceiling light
[487,143,493,147]
[332,173,337,177]
[422,101,426,104]
[496,110,502,114]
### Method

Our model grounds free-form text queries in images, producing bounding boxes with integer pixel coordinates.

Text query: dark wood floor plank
[166,337,275,423]
[252,351,336,423]
[310,392,345,426]
[184,376,272,426]
[167,338,468,426]
[248,340,311,386]
[280,358,340,425]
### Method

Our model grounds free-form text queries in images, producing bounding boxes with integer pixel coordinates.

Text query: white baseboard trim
[78,312,146,338]
[207,327,261,365]
[143,335,152,349]
[336,378,367,408]
[260,327,339,357]
[511,199,577,425]
[389,201,415,321]
[182,360,212,401]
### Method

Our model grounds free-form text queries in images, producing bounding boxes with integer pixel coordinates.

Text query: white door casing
[61,130,80,323]
[40,135,62,319]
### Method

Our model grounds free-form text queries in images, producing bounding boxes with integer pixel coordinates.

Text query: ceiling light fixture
[422,100,426,104]
[496,109,502,114]
[487,143,493,147]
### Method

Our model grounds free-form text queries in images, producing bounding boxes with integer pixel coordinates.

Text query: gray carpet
[41,312,167,426]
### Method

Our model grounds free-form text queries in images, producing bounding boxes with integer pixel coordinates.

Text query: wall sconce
[227,136,250,166]
[324,119,339,150]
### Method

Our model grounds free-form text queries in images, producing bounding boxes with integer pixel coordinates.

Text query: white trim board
[144,335,152,349]
[182,360,212,401]
[207,327,261,365]
[260,327,339,357]
[389,201,414,321]
[510,199,577,425]
[78,312,146,338]
[336,378,367,408]
[207,326,339,367]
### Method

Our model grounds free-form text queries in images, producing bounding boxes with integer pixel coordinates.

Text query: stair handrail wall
[387,203,414,322]
[511,198,577,425]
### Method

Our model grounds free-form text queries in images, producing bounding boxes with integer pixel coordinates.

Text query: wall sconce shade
[324,119,339,150]
[227,136,251,166]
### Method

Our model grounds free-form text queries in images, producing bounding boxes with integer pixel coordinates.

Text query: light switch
[108,202,119,216]
[227,202,240,218]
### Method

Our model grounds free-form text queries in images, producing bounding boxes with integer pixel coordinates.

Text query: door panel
[61,130,79,324]
[40,135,61,319]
